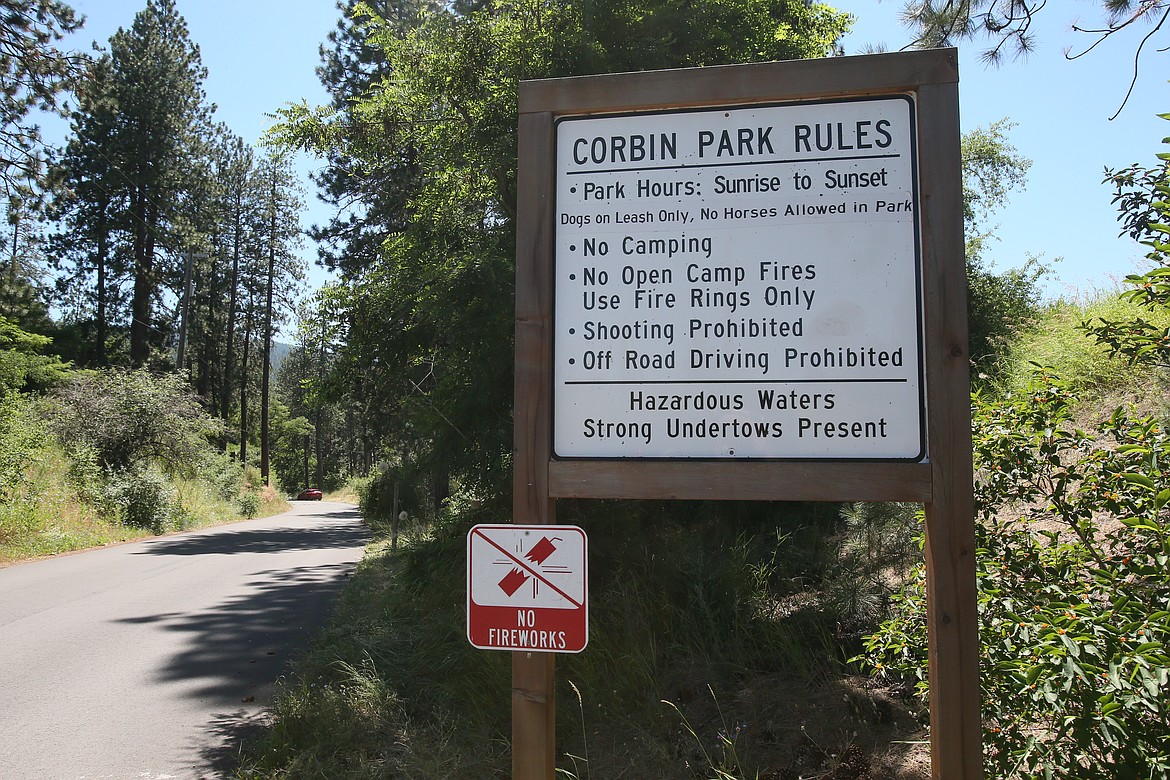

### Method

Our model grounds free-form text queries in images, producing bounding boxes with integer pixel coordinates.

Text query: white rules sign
[552,95,926,460]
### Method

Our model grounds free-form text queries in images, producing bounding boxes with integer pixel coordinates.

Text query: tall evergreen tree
[49,52,125,364]
[252,150,304,485]
[203,126,256,423]
[275,0,852,501]
[309,0,436,278]
[0,0,83,203]
[0,0,83,343]
[106,0,210,366]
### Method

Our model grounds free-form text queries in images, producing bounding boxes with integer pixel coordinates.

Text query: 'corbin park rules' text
[552,95,925,460]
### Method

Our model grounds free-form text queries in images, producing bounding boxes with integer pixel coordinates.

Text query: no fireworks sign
[466,525,588,653]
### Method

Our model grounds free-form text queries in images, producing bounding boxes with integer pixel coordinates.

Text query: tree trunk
[129,189,152,366]
[94,201,109,366]
[221,203,242,427]
[259,197,276,486]
[315,405,325,489]
[239,301,253,464]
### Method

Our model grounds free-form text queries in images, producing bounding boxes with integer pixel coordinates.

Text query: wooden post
[513,108,557,779]
[513,51,979,779]
[919,79,983,780]
[392,481,400,550]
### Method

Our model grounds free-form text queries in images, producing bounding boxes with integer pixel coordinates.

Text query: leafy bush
[103,465,178,533]
[0,317,71,397]
[0,393,48,500]
[359,462,430,531]
[859,372,1170,779]
[238,491,260,519]
[198,449,245,501]
[52,368,224,475]
[65,441,105,503]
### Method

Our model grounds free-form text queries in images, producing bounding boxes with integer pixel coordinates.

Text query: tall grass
[0,393,288,565]
[237,499,926,779]
[0,442,153,563]
[996,290,1170,399]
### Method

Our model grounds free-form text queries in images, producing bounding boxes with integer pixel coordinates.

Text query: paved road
[0,500,369,779]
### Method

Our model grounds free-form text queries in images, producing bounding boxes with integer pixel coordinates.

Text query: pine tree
[0,0,83,203]
[208,127,256,426]
[309,0,436,278]
[49,53,125,364]
[106,0,210,366]
[252,150,304,485]
[275,0,852,501]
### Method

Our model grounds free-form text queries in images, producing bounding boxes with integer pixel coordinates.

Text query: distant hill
[271,341,293,374]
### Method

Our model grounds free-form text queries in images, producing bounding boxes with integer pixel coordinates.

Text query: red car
[296,488,323,501]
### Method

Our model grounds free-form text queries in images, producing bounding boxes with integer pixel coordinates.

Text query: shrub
[238,491,260,519]
[0,393,47,500]
[52,368,224,475]
[359,462,430,532]
[858,371,1170,779]
[198,449,245,501]
[65,441,104,503]
[823,501,922,633]
[103,466,177,534]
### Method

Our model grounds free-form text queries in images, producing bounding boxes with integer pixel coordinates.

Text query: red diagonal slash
[474,528,582,608]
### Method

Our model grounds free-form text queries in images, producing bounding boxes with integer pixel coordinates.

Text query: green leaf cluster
[859,114,1170,779]
[50,367,224,476]
[860,371,1170,778]
[0,315,70,396]
[1085,121,1170,370]
[271,0,851,501]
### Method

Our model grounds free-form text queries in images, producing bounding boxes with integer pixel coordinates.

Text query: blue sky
[60,0,1170,300]
[834,1,1168,298]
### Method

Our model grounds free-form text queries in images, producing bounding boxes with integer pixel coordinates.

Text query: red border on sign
[466,524,588,653]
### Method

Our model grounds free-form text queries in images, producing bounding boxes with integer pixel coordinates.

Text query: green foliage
[962,120,1032,244]
[960,120,1047,378]
[102,464,177,533]
[237,490,260,519]
[1,388,257,561]
[272,0,852,504]
[0,392,47,500]
[51,367,224,475]
[859,371,1170,778]
[0,315,71,396]
[1085,134,1170,370]
[901,1,1168,118]
[823,502,921,632]
[268,402,312,492]
[358,461,431,531]
[999,294,1170,397]
[197,448,246,501]
[240,499,874,778]
[902,1,1169,64]
[856,120,1170,777]
[0,0,82,197]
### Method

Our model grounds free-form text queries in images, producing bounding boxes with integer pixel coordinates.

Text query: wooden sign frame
[513,49,979,780]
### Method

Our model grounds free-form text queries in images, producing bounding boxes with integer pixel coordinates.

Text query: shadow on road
[197,709,273,776]
[115,561,359,701]
[134,514,368,557]
[115,512,371,774]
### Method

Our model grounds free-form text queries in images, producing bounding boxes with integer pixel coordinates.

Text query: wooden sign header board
[516,50,968,506]
[514,50,980,780]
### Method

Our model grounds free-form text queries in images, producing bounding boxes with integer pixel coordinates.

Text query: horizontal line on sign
[563,378,909,385]
[564,152,901,176]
